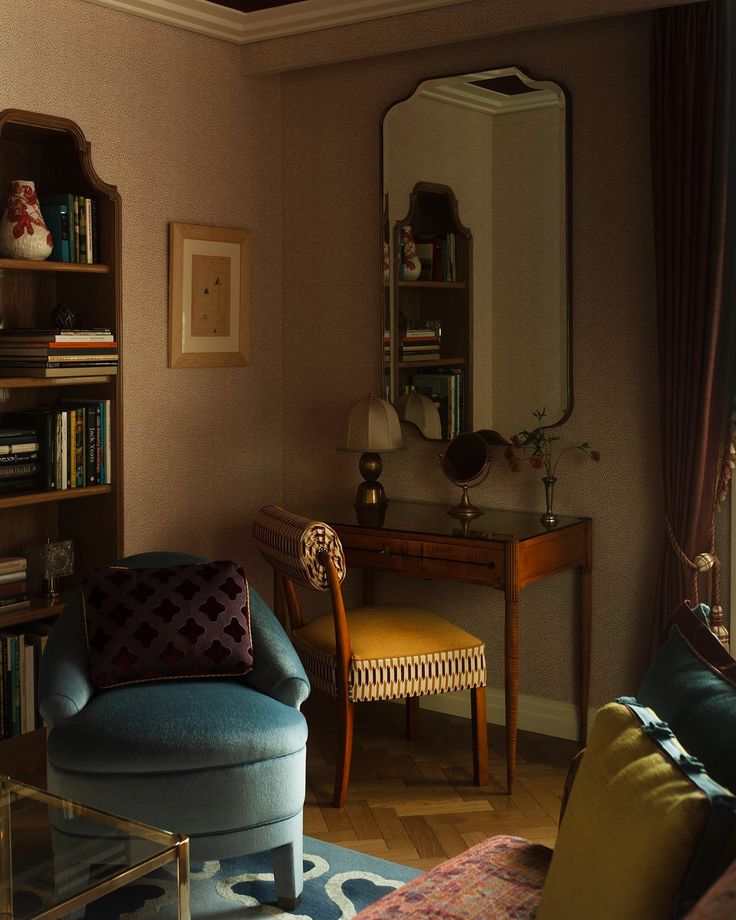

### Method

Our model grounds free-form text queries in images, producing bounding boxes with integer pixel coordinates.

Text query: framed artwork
[168,223,250,368]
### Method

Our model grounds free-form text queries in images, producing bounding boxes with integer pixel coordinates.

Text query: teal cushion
[47,679,307,773]
[638,602,736,793]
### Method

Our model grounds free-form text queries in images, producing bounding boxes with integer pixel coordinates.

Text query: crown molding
[82,0,475,44]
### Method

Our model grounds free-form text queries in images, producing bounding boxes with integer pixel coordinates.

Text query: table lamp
[338,394,404,508]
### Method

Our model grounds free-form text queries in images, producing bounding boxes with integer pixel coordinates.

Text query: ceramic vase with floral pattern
[0,180,53,260]
[399,225,421,281]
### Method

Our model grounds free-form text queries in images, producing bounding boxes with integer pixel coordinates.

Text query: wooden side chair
[253,504,489,807]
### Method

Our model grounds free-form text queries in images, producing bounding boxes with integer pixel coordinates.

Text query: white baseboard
[410,688,598,742]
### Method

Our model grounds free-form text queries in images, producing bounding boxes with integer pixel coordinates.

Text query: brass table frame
[0,776,190,920]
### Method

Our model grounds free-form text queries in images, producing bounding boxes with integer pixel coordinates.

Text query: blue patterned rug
[80,836,421,919]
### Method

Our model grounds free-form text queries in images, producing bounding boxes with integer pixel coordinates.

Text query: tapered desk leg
[578,525,593,743]
[504,595,520,794]
[504,542,521,795]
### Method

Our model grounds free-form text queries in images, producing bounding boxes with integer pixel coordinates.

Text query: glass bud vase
[0,180,53,260]
[541,475,559,526]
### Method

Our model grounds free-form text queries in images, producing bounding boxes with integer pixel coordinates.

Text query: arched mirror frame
[379,66,574,442]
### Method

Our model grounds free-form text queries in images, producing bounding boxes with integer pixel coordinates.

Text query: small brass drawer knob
[380,546,391,555]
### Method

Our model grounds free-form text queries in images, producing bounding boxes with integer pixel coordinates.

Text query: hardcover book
[41,203,71,262]
[40,194,76,261]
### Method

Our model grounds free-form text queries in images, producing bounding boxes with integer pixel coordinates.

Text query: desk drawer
[339,530,504,588]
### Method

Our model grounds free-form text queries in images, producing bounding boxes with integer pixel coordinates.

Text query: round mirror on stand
[440,431,493,520]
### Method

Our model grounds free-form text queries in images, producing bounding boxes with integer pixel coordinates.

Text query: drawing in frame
[168,222,250,368]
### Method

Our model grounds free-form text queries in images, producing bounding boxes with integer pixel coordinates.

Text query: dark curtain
[650,0,735,648]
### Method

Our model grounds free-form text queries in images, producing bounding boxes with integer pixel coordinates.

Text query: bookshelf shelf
[0,375,116,389]
[0,599,61,630]
[0,484,112,510]
[398,357,466,369]
[0,108,122,751]
[0,258,110,273]
[397,280,466,290]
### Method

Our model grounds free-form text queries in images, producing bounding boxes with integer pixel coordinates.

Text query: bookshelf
[387,182,472,440]
[0,110,122,752]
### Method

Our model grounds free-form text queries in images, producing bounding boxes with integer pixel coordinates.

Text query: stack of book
[0,430,40,496]
[7,399,112,491]
[412,369,465,440]
[400,326,441,362]
[0,619,52,738]
[0,556,29,615]
[40,193,99,264]
[0,328,118,378]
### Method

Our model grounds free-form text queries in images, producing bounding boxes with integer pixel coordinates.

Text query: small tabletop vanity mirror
[381,67,572,442]
[440,431,493,520]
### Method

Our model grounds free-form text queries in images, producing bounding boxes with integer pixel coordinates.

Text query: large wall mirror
[381,67,572,441]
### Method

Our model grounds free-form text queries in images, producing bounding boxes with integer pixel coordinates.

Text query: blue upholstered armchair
[37,552,310,909]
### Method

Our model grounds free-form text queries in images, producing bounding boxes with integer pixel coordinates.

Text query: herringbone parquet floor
[303,695,580,870]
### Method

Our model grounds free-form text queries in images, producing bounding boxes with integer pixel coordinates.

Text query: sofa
[356,602,736,919]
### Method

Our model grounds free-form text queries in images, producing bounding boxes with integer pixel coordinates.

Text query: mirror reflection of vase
[0,180,53,260]
[399,225,421,280]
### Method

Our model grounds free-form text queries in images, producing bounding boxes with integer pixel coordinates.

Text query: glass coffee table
[0,776,190,920]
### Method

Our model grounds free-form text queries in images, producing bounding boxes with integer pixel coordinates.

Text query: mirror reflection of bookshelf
[391,182,472,440]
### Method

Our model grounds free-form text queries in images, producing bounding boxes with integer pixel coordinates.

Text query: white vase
[0,180,53,260]
[400,226,421,281]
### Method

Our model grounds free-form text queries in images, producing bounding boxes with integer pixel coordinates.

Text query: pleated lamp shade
[341,394,404,452]
[394,391,442,440]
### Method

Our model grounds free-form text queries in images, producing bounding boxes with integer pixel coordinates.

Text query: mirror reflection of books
[412,370,464,440]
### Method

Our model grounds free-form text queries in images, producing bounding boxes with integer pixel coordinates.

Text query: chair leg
[272,838,303,910]
[334,695,355,808]
[471,685,489,786]
[406,696,420,740]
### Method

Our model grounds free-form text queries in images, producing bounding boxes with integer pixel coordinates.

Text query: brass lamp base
[355,451,387,508]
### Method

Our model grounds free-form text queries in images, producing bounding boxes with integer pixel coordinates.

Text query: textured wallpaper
[279,12,664,707]
[0,0,283,591]
[0,1,712,715]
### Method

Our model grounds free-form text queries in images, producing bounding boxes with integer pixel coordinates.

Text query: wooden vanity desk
[308,500,592,793]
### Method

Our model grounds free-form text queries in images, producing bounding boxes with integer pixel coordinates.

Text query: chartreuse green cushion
[638,602,736,793]
[536,699,736,920]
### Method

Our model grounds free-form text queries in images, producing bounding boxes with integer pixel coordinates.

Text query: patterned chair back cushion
[253,505,346,591]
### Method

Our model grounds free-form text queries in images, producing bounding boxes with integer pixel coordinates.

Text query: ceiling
[83,0,475,44]
[207,0,303,9]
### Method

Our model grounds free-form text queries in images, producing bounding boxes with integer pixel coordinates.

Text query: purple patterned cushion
[83,561,254,688]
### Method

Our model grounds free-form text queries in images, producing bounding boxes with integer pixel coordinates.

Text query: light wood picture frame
[168,222,250,368]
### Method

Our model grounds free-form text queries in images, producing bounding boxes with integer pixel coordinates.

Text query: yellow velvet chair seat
[293,604,487,702]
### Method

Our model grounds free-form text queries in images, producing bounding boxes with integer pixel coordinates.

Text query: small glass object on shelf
[42,538,74,600]
[25,538,74,601]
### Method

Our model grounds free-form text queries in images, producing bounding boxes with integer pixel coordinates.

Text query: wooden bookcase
[0,110,122,632]
[388,182,473,438]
